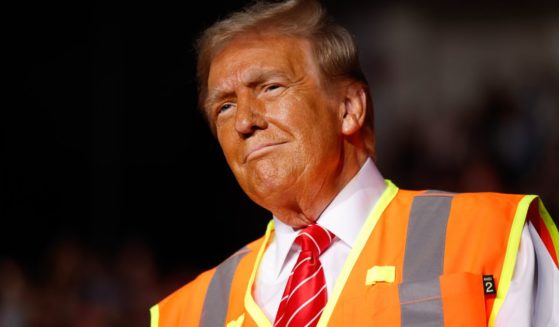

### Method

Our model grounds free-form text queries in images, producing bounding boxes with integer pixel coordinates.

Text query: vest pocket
[342,272,487,326]
[399,277,445,326]
[399,273,486,326]
[438,272,487,326]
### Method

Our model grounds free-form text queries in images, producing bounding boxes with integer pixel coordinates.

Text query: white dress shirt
[254,157,559,326]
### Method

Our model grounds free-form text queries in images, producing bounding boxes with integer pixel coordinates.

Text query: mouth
[244,141,287,163]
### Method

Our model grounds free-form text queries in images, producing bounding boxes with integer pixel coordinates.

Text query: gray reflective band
[402,196,452,281]
[200,247,251,327]
[424,190,456,195]
[400,278,443,326]
[399,195,452,327]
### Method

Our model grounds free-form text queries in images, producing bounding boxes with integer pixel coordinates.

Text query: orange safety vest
[151,182,559,327]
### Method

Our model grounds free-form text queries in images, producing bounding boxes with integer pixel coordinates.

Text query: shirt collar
[271,157,387,277]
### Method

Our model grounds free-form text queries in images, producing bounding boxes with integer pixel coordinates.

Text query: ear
[340,82,367,136]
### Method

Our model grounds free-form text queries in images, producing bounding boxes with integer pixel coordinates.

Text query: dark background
[2,0,558,325]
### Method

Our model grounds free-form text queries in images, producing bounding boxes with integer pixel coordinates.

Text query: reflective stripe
[402,195,452,280]
[244,220,275,326]
[201,247,251,327]
[150,304,159,327]
[399,195,452,326]
[424,190,455,195]
[400,279,444,326]
[488,195,534,326]
[318,180,400,327]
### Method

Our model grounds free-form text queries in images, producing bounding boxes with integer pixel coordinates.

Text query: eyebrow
[205,69,290,109]
[205,88,231,112]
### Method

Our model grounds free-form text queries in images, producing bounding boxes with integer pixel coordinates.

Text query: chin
[243,179,293,212]
[251,160,296,187]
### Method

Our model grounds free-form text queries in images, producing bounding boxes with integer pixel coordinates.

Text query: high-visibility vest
[150,181,559,327]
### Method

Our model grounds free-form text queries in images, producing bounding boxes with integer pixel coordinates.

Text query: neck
[272,150,369,229]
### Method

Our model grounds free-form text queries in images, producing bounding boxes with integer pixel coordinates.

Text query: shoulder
[396,188,525,203]
[397,188,527,218]
[453,191,556,254]
[452,191,527,221]
[154,264,216,324]
[428,190,558,266]
[155,234,268,312]
[395,188,542,243]
[453,191,525,205]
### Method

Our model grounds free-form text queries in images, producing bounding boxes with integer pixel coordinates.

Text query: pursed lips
[243,141,287,163]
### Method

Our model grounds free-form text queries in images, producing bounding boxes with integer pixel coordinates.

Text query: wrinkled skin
[205,32,368,228]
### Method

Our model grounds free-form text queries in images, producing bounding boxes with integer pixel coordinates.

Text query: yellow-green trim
[488,195,535,327]
[538,198,559,261]
[317,180,399,327]
[150,304,159,327]
[227,313,245,327]
[244,219,274,327]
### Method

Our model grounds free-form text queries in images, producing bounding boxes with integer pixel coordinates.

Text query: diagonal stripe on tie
[284,284,327,327]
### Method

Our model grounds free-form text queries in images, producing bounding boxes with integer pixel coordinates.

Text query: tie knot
[295,224,335,256]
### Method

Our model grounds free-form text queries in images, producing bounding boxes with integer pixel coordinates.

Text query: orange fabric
[225,239,266,324]
[440,273,487,326]
[442,192,523,322]
[155,238,265,327]
[325,190,523,325]
[157,269,214,326]
[327,189,413,325]
[152,189,557,326]
[320,190,522,326]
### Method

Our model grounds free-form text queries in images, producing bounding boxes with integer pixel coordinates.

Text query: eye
[264,84,282,93]
[217,103,234,115]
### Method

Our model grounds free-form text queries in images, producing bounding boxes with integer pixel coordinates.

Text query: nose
[234,96,267,137]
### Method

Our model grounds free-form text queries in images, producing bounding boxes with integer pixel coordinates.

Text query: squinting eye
[265,84,281,92]
[218,103,233,114]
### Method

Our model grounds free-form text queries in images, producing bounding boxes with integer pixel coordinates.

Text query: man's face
[205,33,345,214]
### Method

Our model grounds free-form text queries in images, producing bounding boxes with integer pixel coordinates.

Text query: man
[150,0,559,326]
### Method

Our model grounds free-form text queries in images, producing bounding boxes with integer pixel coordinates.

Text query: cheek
[290,106,338,141]
[304,113,342,157]
[217,130,238,161]
[272,100,295,124]
[273,97,315,131]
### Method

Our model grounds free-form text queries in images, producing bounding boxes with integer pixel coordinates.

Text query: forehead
[207,33,316,89]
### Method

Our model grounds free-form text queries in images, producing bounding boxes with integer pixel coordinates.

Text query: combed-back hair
[195,0,375,156]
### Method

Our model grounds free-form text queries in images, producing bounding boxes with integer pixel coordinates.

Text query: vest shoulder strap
[151,236,265,327]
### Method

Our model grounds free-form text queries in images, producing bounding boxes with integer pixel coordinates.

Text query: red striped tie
[274,224,335,327]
